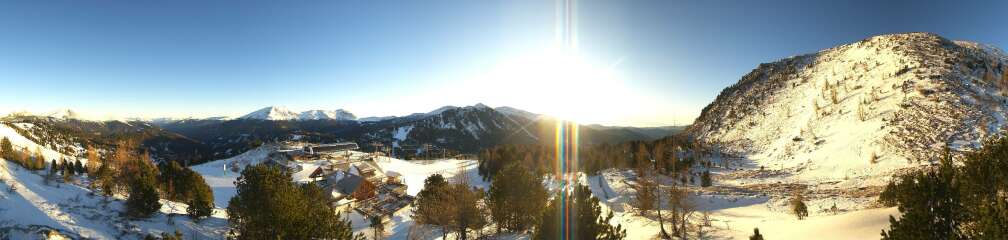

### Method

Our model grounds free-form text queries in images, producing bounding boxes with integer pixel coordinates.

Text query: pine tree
[0,137,12,161]
[880,145,964,239]
[49,159,59,176]
[75,159,84,175]
[488,164,548,233]
[701,170,712,187]
[370,215,385,240]
[534,184,626,240]
[186,193,213,222]
[125,156,162,219]
[413,174,453,238]
[447,180,486,240]
[62,158,72,183]
[227,164,359,239]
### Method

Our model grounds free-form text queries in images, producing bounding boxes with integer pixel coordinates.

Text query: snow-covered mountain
[238,106,357,121]
[297,109,356,121]
[238,106,300,120]
[45,108,81,120]
[494,106,541,120]
[688,32,1008,184]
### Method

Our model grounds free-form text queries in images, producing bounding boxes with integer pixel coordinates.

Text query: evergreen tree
[413,174,453,238]
[488,164,548,233]
[94,162,115,198]
[227,164,358,240]
[186,192,213,222]
[74,159,84,175]
[0,137,12,160]
[124,157,162,219]
[700,170,712,187]
[62,158,72,183]
[534,184,626,240]
[49,159,59,175]
[447,179,486,240]
[370,216,385,240]
[879,146,969,239]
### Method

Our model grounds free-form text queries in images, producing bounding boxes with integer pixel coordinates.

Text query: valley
[2,31,1006,240]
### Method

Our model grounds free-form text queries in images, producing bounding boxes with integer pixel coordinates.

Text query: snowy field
[0,125,229,239]
[0,121,896,239]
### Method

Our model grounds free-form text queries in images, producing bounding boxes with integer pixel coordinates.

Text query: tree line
[2,137,216,222]
[413,163,626,240]
[879,137,1008,239]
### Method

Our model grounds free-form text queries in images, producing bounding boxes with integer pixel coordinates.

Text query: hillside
[0,123,227,239]
[158,105,681,158]
[688,32,1008,185]
[0,115,213,165]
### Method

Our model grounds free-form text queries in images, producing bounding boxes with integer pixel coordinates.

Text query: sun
[478,48,634,124]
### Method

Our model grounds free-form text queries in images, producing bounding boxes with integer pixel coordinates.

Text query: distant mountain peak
[238,106,357,121]
[46,108,81,120]
[239,106,299,121]
[494,106,540,120]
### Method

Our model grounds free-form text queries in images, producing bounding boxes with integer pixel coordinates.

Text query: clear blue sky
[1,0,1006,126]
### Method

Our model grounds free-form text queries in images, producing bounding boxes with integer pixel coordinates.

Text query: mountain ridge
[688,32,1008,185]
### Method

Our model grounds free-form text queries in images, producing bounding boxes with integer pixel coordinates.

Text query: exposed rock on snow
[689,32,1008,185]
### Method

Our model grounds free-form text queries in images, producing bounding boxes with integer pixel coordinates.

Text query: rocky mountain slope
[688,32,1008,184]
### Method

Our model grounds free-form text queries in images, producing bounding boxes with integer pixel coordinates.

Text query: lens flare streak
[555,120,578,239]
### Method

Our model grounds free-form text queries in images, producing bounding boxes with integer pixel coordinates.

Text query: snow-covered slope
[494,106,540,121]
[239,106,357,121]
[0,122,228,239]
[297,109,357,121]
[237,106,301,121]
[689,32,1008,185]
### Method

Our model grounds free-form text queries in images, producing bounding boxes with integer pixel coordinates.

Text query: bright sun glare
[480,48,635,124]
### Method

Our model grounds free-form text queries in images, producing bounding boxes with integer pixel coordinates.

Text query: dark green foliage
[125,163,162,218]
[700,170,712,187]
[413,174,488,240]
[93,162,115,197]
[162,230,183,240]
[159,161,213,204]
[1,118,213,165]
[157,160,215,221]
[881,138,1008,239]
[226,164,358,240]
[74,159,84,175]
[534,184,626,240]
[413,174,453,238]
[749,228,764,240]
[0,137,12,160]
[879,156,961,239]
[186,191,213,222]
[64,159,76,176]
[50,160,59,175]
[477,145,552,181]
[488,164,548,233]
